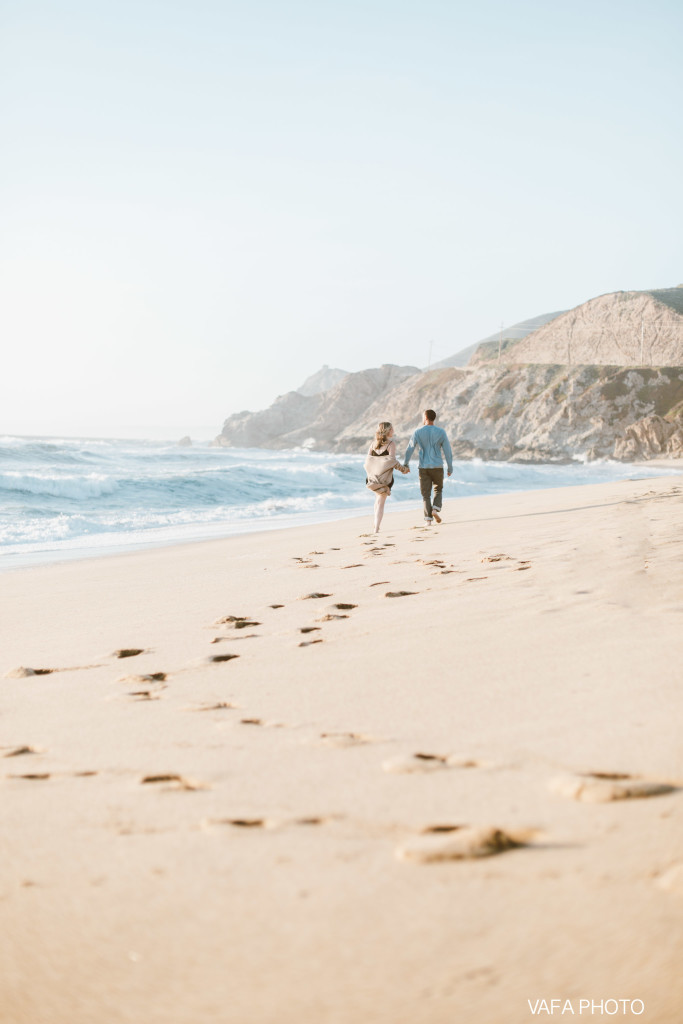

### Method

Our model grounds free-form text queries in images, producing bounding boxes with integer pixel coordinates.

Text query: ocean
[1,435,680,570]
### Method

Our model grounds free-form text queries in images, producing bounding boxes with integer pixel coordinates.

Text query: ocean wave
[0,472,119,500]
[1,434,681,568]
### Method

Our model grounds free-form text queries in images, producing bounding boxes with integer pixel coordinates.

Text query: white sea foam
[1,435,680,570]
[0,472,118,499]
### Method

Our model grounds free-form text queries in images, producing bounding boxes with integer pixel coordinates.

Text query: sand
[1,474,682,1024]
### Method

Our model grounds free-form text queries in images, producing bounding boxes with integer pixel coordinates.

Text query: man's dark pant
[419,467,444,520]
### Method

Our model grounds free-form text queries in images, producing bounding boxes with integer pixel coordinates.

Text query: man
[403,409,453,525]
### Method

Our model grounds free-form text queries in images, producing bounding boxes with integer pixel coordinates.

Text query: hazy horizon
[2,0,682,438]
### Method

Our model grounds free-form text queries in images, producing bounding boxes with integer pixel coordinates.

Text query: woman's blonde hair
[374,421,393,448]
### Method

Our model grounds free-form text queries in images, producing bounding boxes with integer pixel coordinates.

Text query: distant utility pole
[497,322,503,364]
[427,339,434,370]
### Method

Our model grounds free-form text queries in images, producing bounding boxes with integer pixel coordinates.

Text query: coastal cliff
[492,288,683,367]
[215,286,683,461]
[334,364,683,461]
[215,364,419,450]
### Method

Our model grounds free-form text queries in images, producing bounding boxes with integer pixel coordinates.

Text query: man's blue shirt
[404,424,453,473]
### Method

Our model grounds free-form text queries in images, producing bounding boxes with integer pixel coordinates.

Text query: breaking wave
[1,434,680,568]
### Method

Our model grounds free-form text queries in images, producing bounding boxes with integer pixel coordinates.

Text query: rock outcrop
[333,365,683,462]
[215,364,420,450]
[613,415,683,460]
[296,365,349,397]
[493,289,683,367]
[215,285,683,461]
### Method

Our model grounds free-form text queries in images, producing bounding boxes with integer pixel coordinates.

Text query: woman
[364,421,409,533]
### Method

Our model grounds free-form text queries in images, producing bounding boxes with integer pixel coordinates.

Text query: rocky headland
[216,364,419,450]
[215,286,683,461]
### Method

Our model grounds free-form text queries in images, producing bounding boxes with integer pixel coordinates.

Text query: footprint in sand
[113,649,146,659]
[383,752,486,773]
[9,769,96,780]
[342,564,363,569]
[300,592,332,600]
[5,663,100,678]
[316,613,349,621]
[8,772,51,781]
[120,673,168,701]
[319,732,374,747]
[481,554,512,563]
[216,817,268,828]
[292,555,319,569]
[5,666,56,678]
[140,774,207,791]
[548,772,677,802]
[118,672,167,684]
[369,581,390,587]
[396,826,536,863]
[233,716,284,730]
[420,823,465,833]
[206,654,240,664]
[189,701,238,712]
[214,616,260,629]
[299,627,321,634]
[204,815,328,831]
[299,638,324,647]
[269,604,285,609]
[2,745,42,758]
[385,591,417,598]
[326,602,357,611]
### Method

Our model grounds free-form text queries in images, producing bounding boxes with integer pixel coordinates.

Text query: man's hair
[424,409,436,422]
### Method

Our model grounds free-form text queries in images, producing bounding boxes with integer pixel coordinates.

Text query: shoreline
[0,501,393,574]
[3,460,681,574]
[2,473,683,1022]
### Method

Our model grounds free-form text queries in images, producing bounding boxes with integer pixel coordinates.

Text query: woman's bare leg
[374,492,388,533]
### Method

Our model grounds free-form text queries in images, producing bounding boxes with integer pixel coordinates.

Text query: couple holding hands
[364,409,453,533]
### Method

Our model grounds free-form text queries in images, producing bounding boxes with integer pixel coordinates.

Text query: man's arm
[442,431,453,475]
[403,431,417,467]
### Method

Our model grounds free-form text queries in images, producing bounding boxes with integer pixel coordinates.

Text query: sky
[1,0,682,439]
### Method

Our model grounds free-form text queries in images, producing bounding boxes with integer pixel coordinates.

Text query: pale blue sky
[1,0,681,437]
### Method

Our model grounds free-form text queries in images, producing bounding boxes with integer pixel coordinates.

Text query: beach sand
[1,474,682,1024]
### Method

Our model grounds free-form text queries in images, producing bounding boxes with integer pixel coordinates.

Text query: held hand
[447,470,452,476]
